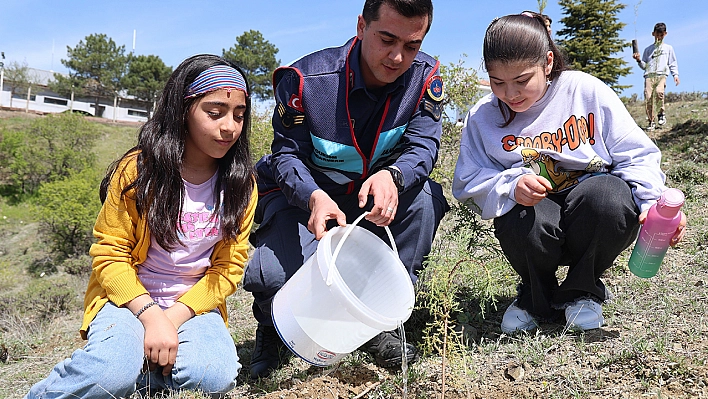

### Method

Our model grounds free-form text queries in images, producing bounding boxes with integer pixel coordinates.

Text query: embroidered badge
[287,94,304,112]
[421,98,442,121]
[426,75,444,102]
[277,103,304,128]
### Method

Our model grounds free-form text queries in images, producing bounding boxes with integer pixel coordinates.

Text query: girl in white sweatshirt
[453,13,687,334]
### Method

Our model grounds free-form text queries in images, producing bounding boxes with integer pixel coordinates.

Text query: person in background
[453,14,686,335]
[26,54,257,398]
[243,0,448,379]
[633,22,680,130]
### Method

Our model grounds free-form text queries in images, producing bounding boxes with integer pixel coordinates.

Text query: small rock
[505,362,525,381]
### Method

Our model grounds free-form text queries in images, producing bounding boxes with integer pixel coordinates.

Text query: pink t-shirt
[138,173,223,308]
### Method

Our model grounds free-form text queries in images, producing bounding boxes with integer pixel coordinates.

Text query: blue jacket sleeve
[392,81,442,191]
[269,70,321,211]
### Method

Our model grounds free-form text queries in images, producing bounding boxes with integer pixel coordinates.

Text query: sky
[2,0,707,99]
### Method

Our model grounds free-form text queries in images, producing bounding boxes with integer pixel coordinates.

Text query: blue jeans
[26,302,240,398]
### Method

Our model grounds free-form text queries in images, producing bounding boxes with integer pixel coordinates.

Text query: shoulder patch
[421,98,442,121]
[426,75,444,102]
[287,94,304,113]
[277,102,305,129]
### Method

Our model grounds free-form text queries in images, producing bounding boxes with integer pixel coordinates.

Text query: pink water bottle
[628,188,684,278]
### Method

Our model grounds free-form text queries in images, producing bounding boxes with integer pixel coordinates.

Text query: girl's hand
[672,211,688,246]
[637,210,687,247]
[164,301,195,329]
[139,306,179,376]
[515,175,552,206]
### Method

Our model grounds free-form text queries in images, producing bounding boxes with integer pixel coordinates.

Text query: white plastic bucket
[272,212,415,366]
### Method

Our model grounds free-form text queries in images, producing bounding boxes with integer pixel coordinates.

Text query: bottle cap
[656,188,684,218]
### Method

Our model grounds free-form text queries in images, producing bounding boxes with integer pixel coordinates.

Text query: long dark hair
[100,54,254,250]
[483,14,567,126]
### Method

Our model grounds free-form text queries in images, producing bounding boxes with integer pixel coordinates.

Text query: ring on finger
[386,207,394,213]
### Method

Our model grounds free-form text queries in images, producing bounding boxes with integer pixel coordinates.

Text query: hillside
[1,96,708,398]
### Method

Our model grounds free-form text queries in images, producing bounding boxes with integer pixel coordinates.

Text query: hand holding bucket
[326,211,398,286]
[271,212,415,366]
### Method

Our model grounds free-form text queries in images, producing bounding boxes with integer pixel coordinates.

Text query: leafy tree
[51,34,127,117]
[438,55,480,122]
[0,113,100,194]
[3,60,39,108]
[122,54,172,118]
[33,168,102,258]
[223,30,280,101]
[555,0,632,92]
[431,55,481,185]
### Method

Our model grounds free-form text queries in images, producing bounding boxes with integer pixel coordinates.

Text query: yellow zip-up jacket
[81,153,257,339]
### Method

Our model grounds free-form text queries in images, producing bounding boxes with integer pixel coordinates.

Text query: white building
[0,67,149,123]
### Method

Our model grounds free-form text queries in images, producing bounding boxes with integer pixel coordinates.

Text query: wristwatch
[382,166,404,193]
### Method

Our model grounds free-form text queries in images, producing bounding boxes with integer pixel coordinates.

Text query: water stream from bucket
[399,321,408,399]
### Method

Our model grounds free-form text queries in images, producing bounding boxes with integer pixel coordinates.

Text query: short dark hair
[362,0,433,33]
[653,22,667,33]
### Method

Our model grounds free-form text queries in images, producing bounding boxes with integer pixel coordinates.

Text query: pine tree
[122,54,172,118]
[556,0,632,92]
[51,34,127,117]
[223,30,280,101]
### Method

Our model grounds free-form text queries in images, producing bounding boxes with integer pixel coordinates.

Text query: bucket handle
[326,212,398,286]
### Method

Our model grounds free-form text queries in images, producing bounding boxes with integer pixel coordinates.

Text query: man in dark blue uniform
[243,0,448,379]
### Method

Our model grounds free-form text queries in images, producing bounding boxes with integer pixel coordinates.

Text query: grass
[1,95,708,398]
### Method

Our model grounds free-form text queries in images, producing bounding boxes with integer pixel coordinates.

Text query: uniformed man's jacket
[256,37,444,212]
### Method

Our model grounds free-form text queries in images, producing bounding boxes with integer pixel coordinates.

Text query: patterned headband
[184,64,249,99]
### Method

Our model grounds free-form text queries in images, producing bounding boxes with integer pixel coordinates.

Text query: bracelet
[134,301,159,318]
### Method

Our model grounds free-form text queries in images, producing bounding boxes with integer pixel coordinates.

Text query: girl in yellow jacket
[26,54,257,398]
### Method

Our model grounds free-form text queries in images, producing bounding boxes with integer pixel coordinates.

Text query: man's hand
[514,174,552,206]
[674,76,680,86]
[308,189,346,240]
[632,52,641,61]
[358,170,398,226]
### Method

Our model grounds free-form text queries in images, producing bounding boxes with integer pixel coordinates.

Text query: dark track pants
[493,174,640,319]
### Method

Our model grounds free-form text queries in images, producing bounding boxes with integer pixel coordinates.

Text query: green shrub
[665,161,708,185]
[415,202,513,358]
[27,256,57,277]
[250,106,274,162]
[665,91,708,103]
[32,168,102,258]
[0,112,100,195]
[62,254,93,276]
[22,278,76,320]
[0,260,20,291]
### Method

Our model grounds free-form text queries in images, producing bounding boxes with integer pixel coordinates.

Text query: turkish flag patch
[287,94,304,112]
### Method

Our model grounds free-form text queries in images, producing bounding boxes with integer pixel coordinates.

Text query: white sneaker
[501,300,538,334]
[565,299,604,331]
[658,113,666,125]
[646,121,656,131]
